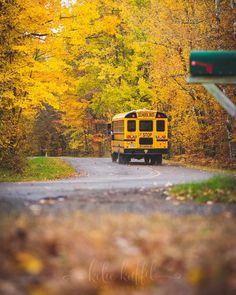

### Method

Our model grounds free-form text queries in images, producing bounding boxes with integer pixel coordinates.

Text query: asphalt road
[0,157,215,200]
[0,157,235,216]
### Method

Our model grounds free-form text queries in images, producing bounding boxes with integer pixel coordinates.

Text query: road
[0,157,215,199]
[0,157,235,215]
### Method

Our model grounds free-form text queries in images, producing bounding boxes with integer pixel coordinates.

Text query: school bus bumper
[123,148,169,155]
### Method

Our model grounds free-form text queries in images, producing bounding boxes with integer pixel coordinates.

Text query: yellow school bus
[111,109,168,165]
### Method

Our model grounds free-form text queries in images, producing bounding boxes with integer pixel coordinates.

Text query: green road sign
[190,51,236,76]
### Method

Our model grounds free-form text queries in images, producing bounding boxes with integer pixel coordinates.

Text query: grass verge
[0,157,76,182]
[164,159,236,174]
[169,175,236,203]
[165,156,236,173]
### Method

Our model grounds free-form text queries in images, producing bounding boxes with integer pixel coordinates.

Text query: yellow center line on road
[149,167,161,178]
[59,166,161,183]
[103,166,161,182]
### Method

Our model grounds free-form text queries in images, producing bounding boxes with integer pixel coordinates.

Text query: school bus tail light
[156,135,166,139]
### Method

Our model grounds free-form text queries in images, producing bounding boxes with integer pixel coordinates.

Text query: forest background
[0,0,235,172]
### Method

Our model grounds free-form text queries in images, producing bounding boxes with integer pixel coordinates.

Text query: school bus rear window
[140,120,153,131]
[128,120,136,132]
[156,120,165,132]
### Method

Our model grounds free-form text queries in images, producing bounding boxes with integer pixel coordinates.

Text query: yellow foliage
[0,0,234,162]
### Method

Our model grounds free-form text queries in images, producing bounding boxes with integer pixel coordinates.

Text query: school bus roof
[112,109,167,120]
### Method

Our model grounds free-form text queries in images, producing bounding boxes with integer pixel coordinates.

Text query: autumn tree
[1,0,235,165]
[148,0,235,162]
[60,0,153,154]
[0,0,72,171]
[32,105,68,157]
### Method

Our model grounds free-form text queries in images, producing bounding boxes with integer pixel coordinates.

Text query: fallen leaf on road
[187,268,203,286]
[16,252,43,274]
[206,201,214,205]
[173,201,180,206]
[115,237,140,256]
[29,205,41,215]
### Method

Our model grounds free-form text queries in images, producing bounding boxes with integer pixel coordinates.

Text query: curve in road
[0,157,216,200]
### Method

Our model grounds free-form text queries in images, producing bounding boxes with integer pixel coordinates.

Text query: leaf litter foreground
[0,213,236,295]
